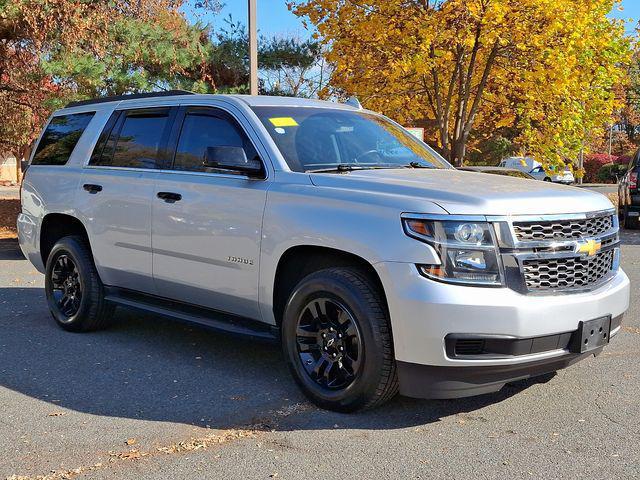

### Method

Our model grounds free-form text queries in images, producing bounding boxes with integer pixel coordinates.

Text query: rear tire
[281,267,398,412]
[623,206,640,230]
[45,235,114,332]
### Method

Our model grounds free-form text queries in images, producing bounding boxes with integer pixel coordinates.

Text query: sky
[610,0,640,35]
[201,0,640,39]
[200,1,311,38]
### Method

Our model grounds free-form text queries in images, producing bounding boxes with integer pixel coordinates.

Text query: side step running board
[104,288,278,342]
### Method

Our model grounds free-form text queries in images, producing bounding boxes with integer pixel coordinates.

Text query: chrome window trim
[82,164,263,181]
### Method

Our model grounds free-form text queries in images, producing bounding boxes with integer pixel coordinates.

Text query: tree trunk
[15,144,30,184]
[15,156,22,184]
[451,136,467,167]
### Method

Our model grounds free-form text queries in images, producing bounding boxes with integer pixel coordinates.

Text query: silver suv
[18,91,630,412]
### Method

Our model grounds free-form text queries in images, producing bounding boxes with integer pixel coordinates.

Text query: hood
[309,169,613,216]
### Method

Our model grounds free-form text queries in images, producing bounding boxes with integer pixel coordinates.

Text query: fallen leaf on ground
[110,449,147,460]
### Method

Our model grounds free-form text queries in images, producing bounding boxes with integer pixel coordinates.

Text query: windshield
[252,106,451,172]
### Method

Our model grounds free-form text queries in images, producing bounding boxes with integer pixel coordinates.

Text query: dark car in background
[618,150,640,229]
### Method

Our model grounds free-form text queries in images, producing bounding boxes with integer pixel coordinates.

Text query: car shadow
[0,285,555,432]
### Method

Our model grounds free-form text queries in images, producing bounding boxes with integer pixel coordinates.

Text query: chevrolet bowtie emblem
[576,239,602,257]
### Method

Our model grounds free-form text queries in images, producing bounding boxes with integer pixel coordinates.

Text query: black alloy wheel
[50,254,83,319]
[282,267,398,412]
[45,235,114,332]
[296,297,363,390]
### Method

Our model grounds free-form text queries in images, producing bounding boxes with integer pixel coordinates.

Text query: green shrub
[596,163,626,183]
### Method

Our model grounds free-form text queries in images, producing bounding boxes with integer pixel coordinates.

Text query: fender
[257,174,446,324]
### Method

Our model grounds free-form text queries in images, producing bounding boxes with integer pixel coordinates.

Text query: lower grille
[453,339,485,356]
[522,250,614,291]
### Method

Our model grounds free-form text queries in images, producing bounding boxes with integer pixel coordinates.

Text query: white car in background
[529,165,575,184]
[499,156,539,171]
[499,157,574,184]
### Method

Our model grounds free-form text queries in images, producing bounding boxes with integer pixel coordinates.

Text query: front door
[151,106,269,320]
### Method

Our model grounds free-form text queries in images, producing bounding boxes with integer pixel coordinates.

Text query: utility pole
[609,122,614,163]
[248,0,258,95]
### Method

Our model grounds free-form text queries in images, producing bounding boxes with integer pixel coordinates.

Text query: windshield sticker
[274,127,286,134]
[269,117,299,127]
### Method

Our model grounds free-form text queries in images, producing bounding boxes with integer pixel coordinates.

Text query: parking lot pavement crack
[4,402,313,480]
[594,391,624,427]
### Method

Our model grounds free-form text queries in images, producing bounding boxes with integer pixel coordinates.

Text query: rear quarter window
[31,112,95,166]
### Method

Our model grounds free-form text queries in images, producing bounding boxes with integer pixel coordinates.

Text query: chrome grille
[522,250,614,291]
[512,215,614,242]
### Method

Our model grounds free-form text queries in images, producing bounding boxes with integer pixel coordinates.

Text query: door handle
[83,184,102,194]
[157,191,182,203]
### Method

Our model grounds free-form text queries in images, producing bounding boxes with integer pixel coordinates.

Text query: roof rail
[65,90,196,108]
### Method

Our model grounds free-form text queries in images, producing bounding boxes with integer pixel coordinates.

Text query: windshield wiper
[306,164,405,173]
[405,161,432,169]
[307,164,358,173]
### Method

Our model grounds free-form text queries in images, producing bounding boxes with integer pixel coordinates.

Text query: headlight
[402,217,503,286]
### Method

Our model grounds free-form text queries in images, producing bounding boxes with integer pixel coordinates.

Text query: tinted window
[91,109,170,169]
[173,110,257,172]
[32,113,95,165]
[88,112,120,166]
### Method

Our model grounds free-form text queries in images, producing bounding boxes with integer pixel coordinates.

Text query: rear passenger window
[32,112,95,165]
[173,110,258,173]
[90,108,171,169]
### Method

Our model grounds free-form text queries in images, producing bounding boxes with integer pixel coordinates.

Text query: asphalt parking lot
[0,232,639,480]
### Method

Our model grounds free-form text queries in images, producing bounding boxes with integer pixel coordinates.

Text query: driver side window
[173,109,258,173]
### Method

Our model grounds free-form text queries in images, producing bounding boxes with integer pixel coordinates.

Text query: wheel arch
[40,213,91,267]
[271,245,388,328]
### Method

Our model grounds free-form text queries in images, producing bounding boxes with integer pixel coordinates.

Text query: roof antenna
[344,96,363,109]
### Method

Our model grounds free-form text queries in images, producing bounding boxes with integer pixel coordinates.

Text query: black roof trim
[65,90,196,108]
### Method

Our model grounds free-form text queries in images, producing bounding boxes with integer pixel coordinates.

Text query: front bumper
[374,262,630,397]
[397,348,604,399]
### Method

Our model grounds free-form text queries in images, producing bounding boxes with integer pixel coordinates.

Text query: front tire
[281,267,398,412]
[45,235,114,332]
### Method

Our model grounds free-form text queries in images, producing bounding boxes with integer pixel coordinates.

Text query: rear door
[151,106,269,320]
[77,107,176,293]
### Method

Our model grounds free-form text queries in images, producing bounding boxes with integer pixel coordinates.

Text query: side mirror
[204,146,264,178]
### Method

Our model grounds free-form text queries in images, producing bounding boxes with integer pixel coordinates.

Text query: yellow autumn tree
[290,0,630,168]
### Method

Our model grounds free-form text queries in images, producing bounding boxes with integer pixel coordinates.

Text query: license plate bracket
[571,316,611,353]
